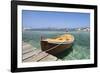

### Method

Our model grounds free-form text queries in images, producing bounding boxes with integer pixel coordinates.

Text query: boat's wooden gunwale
[41,34,74,55]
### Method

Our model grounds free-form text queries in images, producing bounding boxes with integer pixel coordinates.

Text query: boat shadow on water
[53,46,73,59]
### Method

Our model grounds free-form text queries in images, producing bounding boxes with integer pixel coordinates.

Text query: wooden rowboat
[41,34,74,55]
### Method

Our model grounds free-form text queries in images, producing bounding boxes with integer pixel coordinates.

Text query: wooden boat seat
[44,34,74,43]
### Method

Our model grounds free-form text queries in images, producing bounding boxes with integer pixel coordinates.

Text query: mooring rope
[34,35,74,56]
[45,42,66,52]
[35,41,66,55]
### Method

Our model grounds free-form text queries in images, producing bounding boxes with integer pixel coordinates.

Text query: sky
[22,10,90,29]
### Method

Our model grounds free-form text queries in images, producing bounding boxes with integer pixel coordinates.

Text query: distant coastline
[23,27,90,32]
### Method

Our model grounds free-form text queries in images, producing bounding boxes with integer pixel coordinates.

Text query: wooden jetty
[22,42,61,62]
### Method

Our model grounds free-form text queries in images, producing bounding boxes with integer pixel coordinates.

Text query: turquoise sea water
[22,30,90,60]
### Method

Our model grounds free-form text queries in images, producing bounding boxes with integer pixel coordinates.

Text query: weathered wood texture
[22,42,60,62]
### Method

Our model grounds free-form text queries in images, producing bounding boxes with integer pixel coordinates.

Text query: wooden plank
[34,52,49,61]
[22,49,41,60]
[23,52,48,62]
[56,59,62,61]
[22,42,59,62]
[22,48,33,54]
[23,56,35,62]
[22,44,32,51]
[22,42,27,46]
[39,54,57,62]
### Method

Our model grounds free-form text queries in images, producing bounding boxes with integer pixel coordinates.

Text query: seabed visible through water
[22,31,90,61]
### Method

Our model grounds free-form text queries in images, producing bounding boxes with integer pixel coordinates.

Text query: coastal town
[23,27,90,32]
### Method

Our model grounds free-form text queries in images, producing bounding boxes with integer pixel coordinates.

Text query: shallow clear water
[22,30,90,60]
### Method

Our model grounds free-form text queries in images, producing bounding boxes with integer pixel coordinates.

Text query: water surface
[22,30,90,60]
